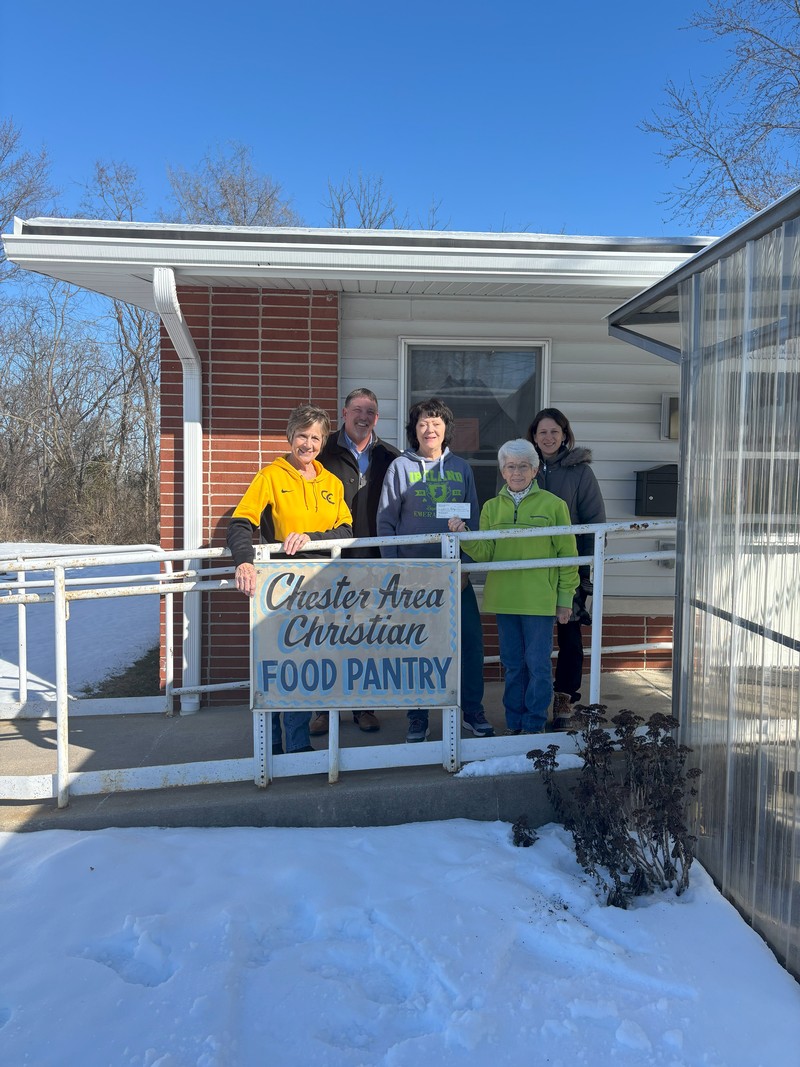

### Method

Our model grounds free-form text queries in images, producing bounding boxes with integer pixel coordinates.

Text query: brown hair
[405,397,455,451]
[527,407,575,452]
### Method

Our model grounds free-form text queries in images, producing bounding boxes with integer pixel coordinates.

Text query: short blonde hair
[286,405,331,444]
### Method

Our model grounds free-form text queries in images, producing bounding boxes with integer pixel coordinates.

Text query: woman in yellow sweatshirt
[227,405,353,752]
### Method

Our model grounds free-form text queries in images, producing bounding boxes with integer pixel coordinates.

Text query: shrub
[511,815,538,848]
[524,705,701,907]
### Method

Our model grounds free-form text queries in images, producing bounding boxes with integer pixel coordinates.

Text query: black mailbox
[635,463,678,517]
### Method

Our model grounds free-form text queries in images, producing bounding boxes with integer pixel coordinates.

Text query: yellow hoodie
[227,456,353,566]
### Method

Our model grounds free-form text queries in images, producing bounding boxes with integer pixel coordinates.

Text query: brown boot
[309,712,330,735]
[551,692,572,731]
[354,710,380,732]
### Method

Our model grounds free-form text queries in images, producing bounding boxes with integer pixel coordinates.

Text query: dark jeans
[408,579,485,726]
[554,620,584,702]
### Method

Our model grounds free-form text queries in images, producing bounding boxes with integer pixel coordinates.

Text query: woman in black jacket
[528,408,606,728]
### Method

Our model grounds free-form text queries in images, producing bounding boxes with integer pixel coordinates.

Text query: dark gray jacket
[536,446,605,561]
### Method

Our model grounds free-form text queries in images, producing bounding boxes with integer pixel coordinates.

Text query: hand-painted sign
[250,559,459,710]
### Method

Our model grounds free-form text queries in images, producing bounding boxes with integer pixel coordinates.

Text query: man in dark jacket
[314,387,400,734]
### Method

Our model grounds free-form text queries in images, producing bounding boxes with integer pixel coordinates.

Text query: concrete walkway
[0,670,672,833]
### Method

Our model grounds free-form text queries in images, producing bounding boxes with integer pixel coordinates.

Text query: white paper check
[436,503,472,519]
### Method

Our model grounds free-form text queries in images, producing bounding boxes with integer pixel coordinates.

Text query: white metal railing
[0,520,676,805]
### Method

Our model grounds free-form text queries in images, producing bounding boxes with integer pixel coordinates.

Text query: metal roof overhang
[608,184,800,363]
[3,217,711,313]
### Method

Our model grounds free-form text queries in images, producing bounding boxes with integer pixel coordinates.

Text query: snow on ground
[456,751,584,776]
[0,543,160,698]
[0,820,798,1067]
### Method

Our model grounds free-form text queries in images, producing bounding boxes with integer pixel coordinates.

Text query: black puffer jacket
[536,446,605,562]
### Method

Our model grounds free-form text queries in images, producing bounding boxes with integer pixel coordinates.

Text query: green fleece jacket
[461,483,579,616]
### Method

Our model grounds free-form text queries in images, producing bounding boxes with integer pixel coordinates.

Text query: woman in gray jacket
[377,398,492,743]
[528,407,606,728]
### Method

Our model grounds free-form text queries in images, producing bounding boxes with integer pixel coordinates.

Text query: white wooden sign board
[250,559,459,710]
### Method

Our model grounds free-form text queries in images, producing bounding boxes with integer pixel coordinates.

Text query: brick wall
[481,614,673,683]
[160,287,339,697]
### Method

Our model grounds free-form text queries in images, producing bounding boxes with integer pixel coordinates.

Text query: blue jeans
[408,580,485,727]
[272,712,311,753]
[496,613,555,732]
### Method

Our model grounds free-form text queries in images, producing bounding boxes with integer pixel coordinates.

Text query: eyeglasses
[503,463,533,473]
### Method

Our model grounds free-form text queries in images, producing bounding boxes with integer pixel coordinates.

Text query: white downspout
[153,266,202,713]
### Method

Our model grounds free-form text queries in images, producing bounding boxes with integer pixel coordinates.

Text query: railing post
[53,565,70,808]
[181,568,201,714]
[589,529,606,704]
[328,709,340,784]
[164,560,175,716]
[254,710,269,787]
[441,533,461,772]
[16,567,27,706]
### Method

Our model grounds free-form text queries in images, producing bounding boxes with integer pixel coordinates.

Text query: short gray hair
[498,438,539,469]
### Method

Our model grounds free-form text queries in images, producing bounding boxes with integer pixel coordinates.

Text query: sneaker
[504,728,522,736]
[272,742,283,756]
[406,718,430,743]
[309,713,329,735]
[462,713,495,737]
[353,710,380,732]
[289,745,315,753]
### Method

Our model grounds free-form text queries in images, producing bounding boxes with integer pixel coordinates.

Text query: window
[406,342,545,507]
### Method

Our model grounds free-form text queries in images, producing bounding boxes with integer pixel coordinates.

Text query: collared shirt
[508,483,534,507]
[343,430,373,482]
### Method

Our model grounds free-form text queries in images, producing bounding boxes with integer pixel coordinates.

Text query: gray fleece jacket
[536,446,606,560]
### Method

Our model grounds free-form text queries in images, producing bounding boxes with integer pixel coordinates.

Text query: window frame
[397,335,552,448]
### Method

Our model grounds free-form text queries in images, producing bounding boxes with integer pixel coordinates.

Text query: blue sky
[2,0,728,237]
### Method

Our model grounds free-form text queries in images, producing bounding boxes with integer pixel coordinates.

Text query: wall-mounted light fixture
[661,394,679,441]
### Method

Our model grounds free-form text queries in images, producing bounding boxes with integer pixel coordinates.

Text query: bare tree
[0,117,56,273]
[417,194,450,231]
[643,0,800,228]
[79,161,161,537]
[79,159,146,222]
[0,279,150,541]
[166,141,301,227]
[324,171,410,229]
[325,170,450,230]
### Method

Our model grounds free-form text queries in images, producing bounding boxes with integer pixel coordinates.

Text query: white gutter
[153,266,202,714]
[6,235,694,284]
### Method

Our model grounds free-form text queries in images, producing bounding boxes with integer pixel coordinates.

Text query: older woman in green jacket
[448,439,578,734]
